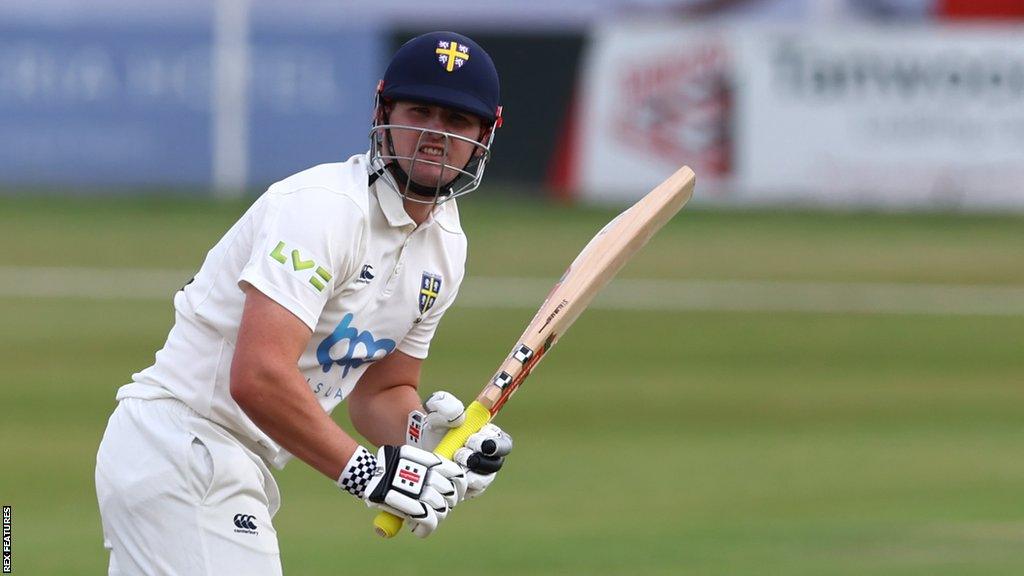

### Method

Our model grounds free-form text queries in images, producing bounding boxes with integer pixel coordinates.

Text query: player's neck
[402,197,434,226]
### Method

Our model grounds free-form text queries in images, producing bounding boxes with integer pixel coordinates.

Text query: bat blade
[479,165,695,414]
[373,165,695,538]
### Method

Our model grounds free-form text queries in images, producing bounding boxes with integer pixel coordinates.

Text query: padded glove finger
[407,391,467,450]
[429,457,466,506]
[465,423,513,457]
[455,448,505,474]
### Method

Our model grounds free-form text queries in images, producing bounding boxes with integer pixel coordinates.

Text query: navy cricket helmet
[380,31,501,123]
[369,31,502,204]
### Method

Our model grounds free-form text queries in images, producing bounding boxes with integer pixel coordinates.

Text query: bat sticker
[538,299,570,333]
[513,344,534,363]
[493,371,513,389]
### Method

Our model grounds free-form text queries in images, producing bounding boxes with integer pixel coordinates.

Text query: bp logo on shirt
[317,313,395,378]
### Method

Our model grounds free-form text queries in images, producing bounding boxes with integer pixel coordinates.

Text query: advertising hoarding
[573,22,1024,210]
[0,16,382,190]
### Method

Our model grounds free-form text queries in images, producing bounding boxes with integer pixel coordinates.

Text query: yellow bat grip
[373,400,493,538]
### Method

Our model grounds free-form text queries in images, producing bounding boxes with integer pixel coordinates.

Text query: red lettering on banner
[614,42,732,177]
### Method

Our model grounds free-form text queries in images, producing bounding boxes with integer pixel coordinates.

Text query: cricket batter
[95,31,512,575]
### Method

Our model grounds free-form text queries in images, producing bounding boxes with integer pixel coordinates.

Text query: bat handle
[373,401,493,538]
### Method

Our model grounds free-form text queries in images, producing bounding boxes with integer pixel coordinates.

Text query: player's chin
[410,166,458,190]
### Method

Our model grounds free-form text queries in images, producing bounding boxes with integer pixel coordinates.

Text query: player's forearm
[232,366,358,480]
[348,383,422,447]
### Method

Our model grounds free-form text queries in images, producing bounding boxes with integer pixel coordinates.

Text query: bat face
[373,165,695,538]
[475,165,695,416]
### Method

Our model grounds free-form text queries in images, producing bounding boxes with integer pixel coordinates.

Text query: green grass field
[1,193,1023,575]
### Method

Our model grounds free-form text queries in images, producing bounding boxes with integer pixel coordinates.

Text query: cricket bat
[373,165,696,538]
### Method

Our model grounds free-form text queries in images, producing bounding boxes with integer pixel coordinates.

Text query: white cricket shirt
[116,153,467,468]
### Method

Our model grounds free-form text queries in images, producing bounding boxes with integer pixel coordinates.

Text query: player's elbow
[229,358,281,412]
[229,369,259,410]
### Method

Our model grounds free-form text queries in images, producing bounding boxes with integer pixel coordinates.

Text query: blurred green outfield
[1,192,1023,575]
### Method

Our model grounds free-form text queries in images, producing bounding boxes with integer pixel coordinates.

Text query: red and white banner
[569,22,1024,211]
[571,23,734,203]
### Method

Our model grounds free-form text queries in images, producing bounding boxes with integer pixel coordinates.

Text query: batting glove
[406,391,466,451]
[337,444,467,538]
[407,391,513,502]
[454,423,513,500]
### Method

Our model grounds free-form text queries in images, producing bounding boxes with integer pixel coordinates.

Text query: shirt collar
[433,196,463,235]
[373,174,417,228]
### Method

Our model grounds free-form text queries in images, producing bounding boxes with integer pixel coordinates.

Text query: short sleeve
[239,187,365,330]
[398,283,461,359]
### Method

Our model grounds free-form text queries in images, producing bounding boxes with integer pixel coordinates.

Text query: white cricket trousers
[96,398,283,575]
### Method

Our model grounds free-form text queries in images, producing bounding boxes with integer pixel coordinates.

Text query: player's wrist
[351,443,467,538]
[337,445,378,499]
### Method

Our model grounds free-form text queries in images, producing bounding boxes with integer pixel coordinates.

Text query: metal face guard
[368,123,495,207]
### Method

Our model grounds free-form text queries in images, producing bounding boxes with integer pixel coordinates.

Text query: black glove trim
[368,445,402,504]
[466,453,505,475]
